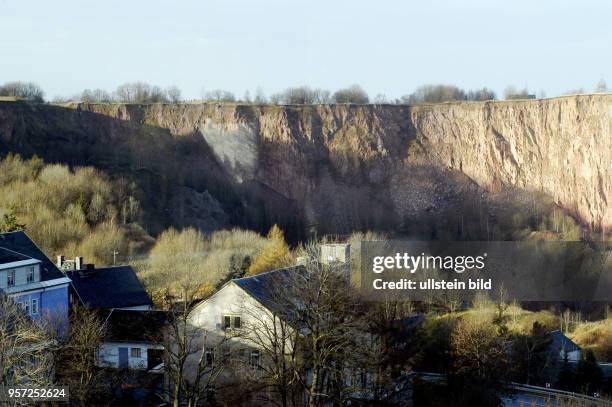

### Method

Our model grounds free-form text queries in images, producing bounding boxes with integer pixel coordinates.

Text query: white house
[188,265,304,366]
[97,309,166,371]
[188,243,352,363]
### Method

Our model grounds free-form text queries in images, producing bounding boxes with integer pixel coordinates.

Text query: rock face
[0,95,610,237]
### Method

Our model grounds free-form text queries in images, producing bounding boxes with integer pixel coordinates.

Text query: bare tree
[165,86,182,103]
[268,86,331,105]
[0,294,54,401]
[204,89,236,103]
[0,81,45,102]
[450,314,510,403]
[373,94,389,104]
[504,86,532,100]
[287,245,366,407]
[402,84,466,104]
[53,304,109,405]
[466,87,496,101]
[363,298,417,402]
[164,297,233,407]
[254,87,268,104]
[332,84,369,104]
[80,88,113,103]
[235,279,303,407]
[594,78,608,93]
[114,82,169,103]
[146,228,235,406]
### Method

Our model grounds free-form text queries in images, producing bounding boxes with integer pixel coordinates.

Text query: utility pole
[112,250,119,266]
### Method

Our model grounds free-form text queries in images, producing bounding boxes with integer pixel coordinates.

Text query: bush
[0,154,146,264]
[332,84,369,104]
[141,227,268,299]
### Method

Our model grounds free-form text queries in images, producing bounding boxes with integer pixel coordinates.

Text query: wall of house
[98,342,159,369]
[11,284,69,325]
[561,349,581,362]
[189,281,298,359]
[0,264,40,288]
[13,290,42,319]
[191,282,254,338]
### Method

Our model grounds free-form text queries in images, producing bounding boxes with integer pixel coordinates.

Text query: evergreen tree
[556,355,575,391]
[246,224,292,275]
[0,208,26,232]
[575,350,603,395]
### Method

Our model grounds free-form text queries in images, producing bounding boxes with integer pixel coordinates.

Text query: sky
[1,0,610,100]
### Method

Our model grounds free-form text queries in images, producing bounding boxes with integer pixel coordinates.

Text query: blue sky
[1,0,610,100]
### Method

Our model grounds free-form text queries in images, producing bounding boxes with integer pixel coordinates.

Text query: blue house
[0,231,71,329]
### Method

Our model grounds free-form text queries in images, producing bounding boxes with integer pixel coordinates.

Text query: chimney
[79,263,96,277]
[320,243,351,265]
[57,255,65,267]
[75,256,83,271]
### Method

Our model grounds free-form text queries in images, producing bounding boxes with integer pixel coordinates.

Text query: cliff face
[0,95,610,237]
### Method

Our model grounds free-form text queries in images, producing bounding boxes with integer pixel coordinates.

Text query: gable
[0,231,65,282]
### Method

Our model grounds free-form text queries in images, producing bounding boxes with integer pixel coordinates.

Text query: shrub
[0,154,146,264]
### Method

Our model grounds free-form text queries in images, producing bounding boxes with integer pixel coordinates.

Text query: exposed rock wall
[0,95,610,235]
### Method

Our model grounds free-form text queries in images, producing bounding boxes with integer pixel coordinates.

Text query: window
[222,315,242,329]
[26,267,35,283]
[31,298,38,315]
[249,350,260,368]
[205,347,215,365]
[359,370,367,388]
[24,299,30,314]
[130,348,141,358]
[221,346,231,361]
[7,270,15,287]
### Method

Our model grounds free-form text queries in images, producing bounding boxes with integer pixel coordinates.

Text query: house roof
[0,247,33,264]
[67,266,153,309]
[550,330,581,353]
[232,266,306,314]
[0,231,65,281]
[101,309,168,343]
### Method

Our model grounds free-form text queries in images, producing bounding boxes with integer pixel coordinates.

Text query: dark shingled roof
[0,231,65,281]
[0,247,33,264]
[67,266,153,309]
[101,309,168,343]
[550,330,581,353]
[232,265,306,316]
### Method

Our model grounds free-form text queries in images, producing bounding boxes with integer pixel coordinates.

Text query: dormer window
[7,270,15,287]
[27,267,35,283]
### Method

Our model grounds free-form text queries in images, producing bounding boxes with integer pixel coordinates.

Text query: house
[97,309,167,371]
[549,330,582,362]
[189,265,305,357]
[189,243,353,357]
[0,231,71,325]
[62,257,153,310]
